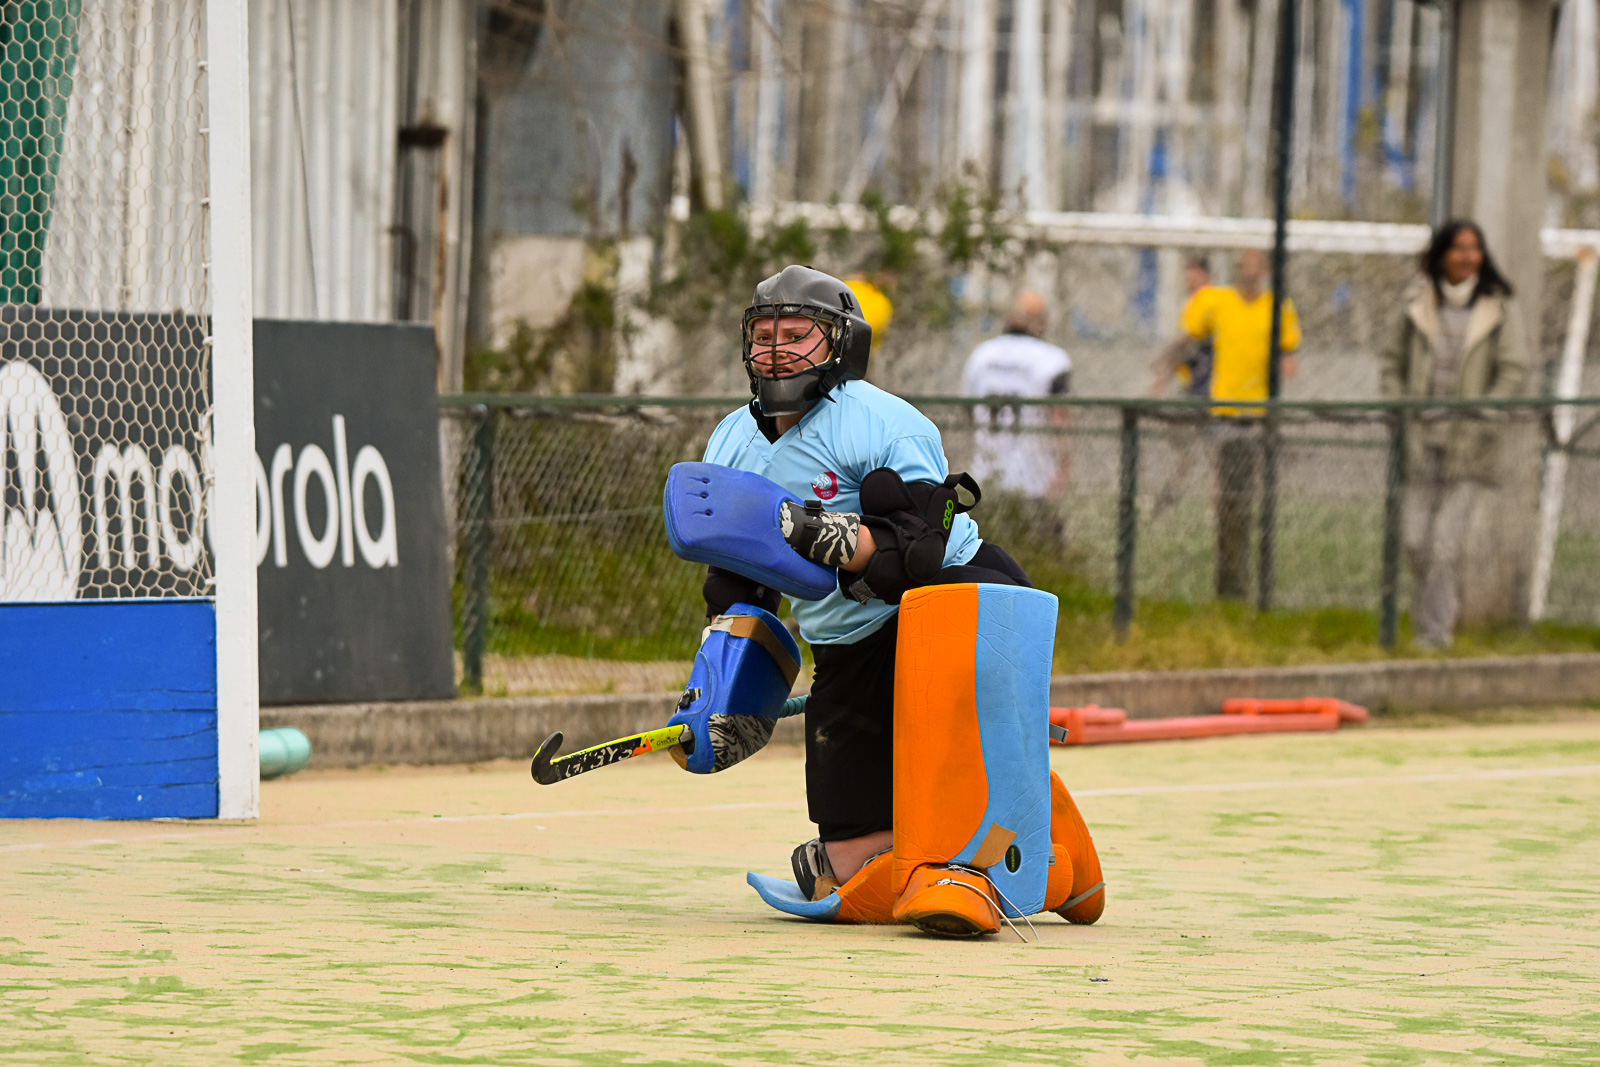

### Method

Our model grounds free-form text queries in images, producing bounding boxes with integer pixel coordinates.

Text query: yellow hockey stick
[529,724,694,785]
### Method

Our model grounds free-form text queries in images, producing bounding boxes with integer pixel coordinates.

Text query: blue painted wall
[0,600,218,819]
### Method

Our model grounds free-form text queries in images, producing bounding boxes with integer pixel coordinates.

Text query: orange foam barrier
[1221,697,1370,724]
[1067,704,1128,727]
[1049,697,1368,746]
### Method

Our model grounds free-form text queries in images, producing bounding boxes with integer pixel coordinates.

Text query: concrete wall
[488,235,588,341]
[1049,653,1600,717]
[266,653,1600,767]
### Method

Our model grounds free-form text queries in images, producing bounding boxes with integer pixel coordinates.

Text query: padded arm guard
[665,462,837,601]
[840,468,981,605]
[668,603,802,774]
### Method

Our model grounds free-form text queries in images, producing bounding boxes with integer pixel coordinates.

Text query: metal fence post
[1256,414,1279,612]
[1379,409,1406,648]
[461,405,495,694]
[1258,0,1298,616]
[1113,406,1140,640]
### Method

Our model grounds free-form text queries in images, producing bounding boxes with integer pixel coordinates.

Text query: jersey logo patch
[811,471,839,501]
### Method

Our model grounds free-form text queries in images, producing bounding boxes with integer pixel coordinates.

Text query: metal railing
[440,393,1600,691]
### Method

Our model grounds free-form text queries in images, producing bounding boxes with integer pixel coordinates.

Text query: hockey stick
[533,700,1050,785]
[530,695,811,786]
[530,723,694,785]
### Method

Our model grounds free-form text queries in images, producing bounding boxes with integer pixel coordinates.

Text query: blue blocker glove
[668,603,802,773]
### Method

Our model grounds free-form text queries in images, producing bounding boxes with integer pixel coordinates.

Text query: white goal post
[0,0,257,821]
[207,0,260,821]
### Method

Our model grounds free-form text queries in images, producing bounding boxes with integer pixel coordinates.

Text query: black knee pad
[703,565,782,619]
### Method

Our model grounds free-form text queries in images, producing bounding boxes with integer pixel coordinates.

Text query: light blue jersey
[703,380,982,645]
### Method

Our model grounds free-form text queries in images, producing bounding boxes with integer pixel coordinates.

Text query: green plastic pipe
[259,727,312,780]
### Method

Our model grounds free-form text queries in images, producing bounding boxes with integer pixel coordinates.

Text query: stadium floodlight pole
[1260,0,1299,613]
[1427,0,1457,228]
[207,0,261,820]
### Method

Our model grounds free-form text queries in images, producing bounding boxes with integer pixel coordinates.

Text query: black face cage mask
[740,303,852,415]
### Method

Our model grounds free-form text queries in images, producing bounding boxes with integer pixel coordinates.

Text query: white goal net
[0,0,215,602]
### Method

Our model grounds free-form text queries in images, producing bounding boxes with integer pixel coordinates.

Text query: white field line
[0,800,802,855]
[3,764,1598,857]
[1073,762,1600,798]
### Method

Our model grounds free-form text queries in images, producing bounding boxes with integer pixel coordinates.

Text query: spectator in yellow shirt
[1181,249,1301,410]
[1180,249,1302,599]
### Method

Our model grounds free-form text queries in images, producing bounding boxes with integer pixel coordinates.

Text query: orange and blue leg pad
[891,583,1056,920]
[747,583,1058,925]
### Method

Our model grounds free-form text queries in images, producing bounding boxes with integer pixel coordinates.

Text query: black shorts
[803,542,1033,840]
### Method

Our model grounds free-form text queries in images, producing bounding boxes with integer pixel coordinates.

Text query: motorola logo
[255,415,399,570]
[0,361,81,601]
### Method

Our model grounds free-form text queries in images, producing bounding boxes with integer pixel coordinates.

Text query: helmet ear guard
[743,266,872,415]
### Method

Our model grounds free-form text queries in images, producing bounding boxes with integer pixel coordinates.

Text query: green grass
[457,485,1600,672]
[464,567,1600,678]
[988,505,1600,674]
[457,414,1600,674]
[1048,582,1600,674]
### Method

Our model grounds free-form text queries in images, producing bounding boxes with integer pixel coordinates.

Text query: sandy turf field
[3,716,1600,1065]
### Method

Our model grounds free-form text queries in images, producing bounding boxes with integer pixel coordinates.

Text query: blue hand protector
[664,462,837,601]
[668,603,801,774]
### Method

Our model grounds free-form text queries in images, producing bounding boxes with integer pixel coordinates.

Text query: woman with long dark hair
[1380,220,1529,648]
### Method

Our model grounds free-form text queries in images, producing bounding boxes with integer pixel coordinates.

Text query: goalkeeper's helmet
[741,265,872,415]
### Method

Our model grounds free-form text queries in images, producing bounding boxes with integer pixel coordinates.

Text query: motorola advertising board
[252,319,454,703]
[0,312,454,705]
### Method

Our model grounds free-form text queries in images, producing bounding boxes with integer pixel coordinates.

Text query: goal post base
[0,601,221,820]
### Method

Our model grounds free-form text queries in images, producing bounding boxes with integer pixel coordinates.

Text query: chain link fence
[446,399,725,692]
[441,395,1600,694]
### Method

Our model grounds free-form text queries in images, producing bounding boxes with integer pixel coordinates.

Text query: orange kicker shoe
[892,865,1002,938]
[834,850,899,924]
[1045,771,1106,925]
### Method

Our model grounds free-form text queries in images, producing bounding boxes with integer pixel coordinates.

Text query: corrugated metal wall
[490,0,675,239]
[249,0,398,321]
[35,0,476,382]
[247,0,476,388]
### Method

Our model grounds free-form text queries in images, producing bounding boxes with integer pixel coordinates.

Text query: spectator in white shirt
[961,291,1072,498]
[961,292,1072,553]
